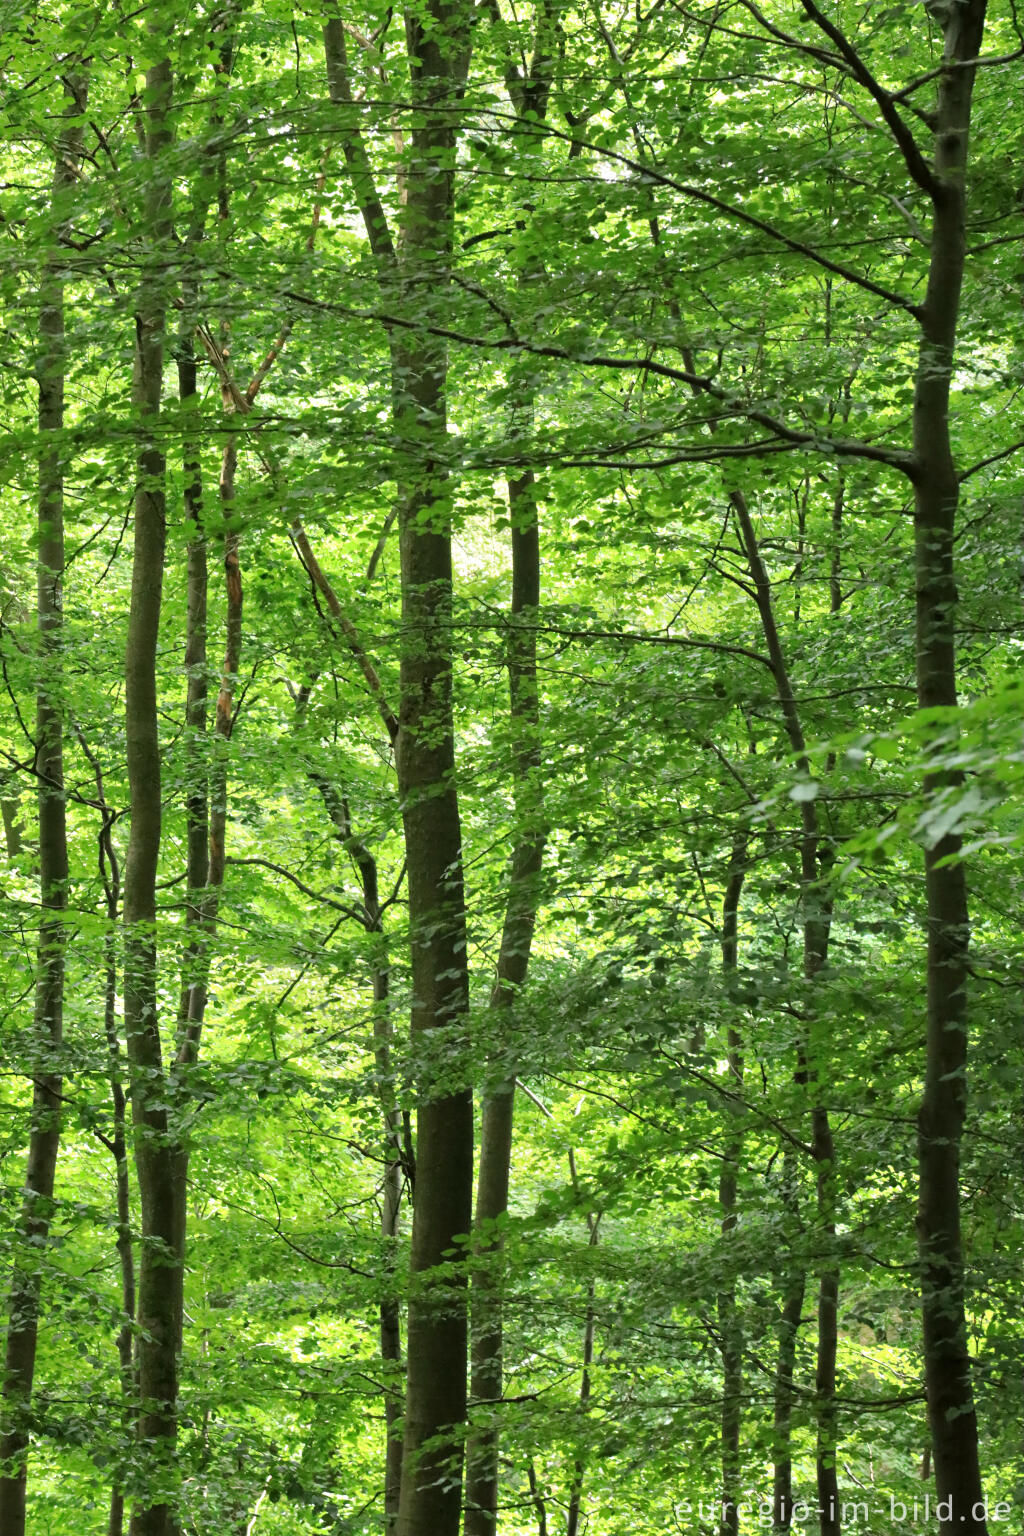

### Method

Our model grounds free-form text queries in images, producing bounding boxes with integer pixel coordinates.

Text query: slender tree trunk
[718,836,747,1536]
[0,73,85,1536]
[392,388,474,1536]
[122,45,178,1536]
[565,1204,599,1536]
[71,736,136,1536]
[911,6,988,1531]
[291,537,408,1528]
[812,1110,840,1536]
[564,1285,595,1536]
[102,844,134,1536]
[175,309,210,1065]
[308,768,407,1527]
[174,427,241,1067]
[465,465,544,1536]
[464,29,557,1523]
[346,823,406,1529]
[526,1462,548,1536]
[322,11,474,1528]
[69,723,135,1536]
[0,793,23,858]
[730,488,839,1536]
[771,1228,806,1536]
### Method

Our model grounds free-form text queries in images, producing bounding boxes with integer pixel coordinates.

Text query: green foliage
[1,0,1021,1530]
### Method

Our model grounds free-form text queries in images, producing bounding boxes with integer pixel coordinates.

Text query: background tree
[0,2,1020,1534]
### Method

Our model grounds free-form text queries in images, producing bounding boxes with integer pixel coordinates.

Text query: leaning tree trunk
[122,46,179,1536]
[911,4,989,1530]
[0,72,85,1536]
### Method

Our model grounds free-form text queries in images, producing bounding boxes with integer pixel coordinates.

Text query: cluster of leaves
[1,0,1022,1531]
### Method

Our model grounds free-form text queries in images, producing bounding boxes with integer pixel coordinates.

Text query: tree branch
[796,0,938,195]
[278,285,918,475]
[225,855,370,925]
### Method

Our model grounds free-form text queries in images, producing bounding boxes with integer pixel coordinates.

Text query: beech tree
[0,1,1020,1535]
[0,66,85,1536]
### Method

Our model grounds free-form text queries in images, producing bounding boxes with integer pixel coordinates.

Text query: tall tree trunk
[288,434,409,1523]
[301,736,408,1527]
[465,465,544,1536]
[302,752,408,1528]
[123,44,178,1536]
[812,1110,840,1536]
[771,1196,806,1536]
[106,910,135,1536]
[392,379,474,1523]
[392,443,474,1536]
[565,1199,599,1536]
[0,72,85,1536]
[175,305,210,1068]
[464,23,556,1522]
[352,835,406,1530]
[911,5,988,1530]
[73,731,135,1536]
[718,836,747,1536]
[322,10,479,1527]
[389,6,474,1535]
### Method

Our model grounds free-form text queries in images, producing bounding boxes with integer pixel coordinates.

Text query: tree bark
[0,793,23,858]
[718,836,747,1536]
[72,728,136,1536]
[911,5,989,1531]
[384,7,474,1535]
[175,309,210,1067]
[771,1224,806,1536]
[565,1199,599,1536]
[122,45,178,1536]
[464,22,555,1523]
[106,899,135,1536]
[353,835,406,1530]
[465,472,544,1536]
[0,72,85,1536]
[392,398,473,1536]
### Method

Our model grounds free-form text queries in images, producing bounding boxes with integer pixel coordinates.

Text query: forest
[0,0,1021,1534]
